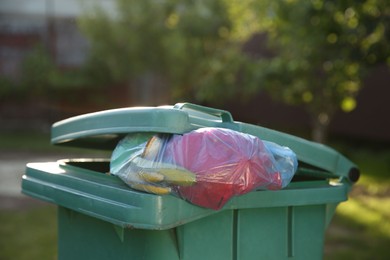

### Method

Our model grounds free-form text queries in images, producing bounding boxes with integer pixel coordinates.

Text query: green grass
[324,143,390,259]
[0,205,57,260]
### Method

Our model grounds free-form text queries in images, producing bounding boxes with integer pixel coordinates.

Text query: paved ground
[0,152,67,210]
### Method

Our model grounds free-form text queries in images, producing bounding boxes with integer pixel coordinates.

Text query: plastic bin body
[58,205,328,260]
[23,160,349,260]
[21,103,358,260]
[58,205,326,260]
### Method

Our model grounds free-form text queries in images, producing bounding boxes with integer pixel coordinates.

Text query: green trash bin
[22,103,359,260]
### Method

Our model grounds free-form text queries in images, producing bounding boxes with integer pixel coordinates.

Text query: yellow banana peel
[130,183,171,195]
[157,168,196,186]
[132,157,197,186]
[139,171,164,183]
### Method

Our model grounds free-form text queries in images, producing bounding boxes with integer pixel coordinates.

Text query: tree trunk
[129,72,171,106]
[311,112,331,143]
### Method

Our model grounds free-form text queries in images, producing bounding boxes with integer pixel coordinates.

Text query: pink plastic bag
[111,128,298,210]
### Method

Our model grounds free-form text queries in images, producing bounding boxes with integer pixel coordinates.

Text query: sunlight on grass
[335,161,390,238]
[359,175,390,193]
[336,195,390,237]
[325,145,390,259]
[338,146,390,236]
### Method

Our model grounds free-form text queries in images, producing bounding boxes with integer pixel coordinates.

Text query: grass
[0,205,57,260]
[1,132,389,259]
[324,144,390,260]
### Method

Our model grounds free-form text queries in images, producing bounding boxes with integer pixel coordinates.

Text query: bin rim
[22,160,350,230]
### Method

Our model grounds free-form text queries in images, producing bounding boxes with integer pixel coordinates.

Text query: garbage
[110,127,298,210]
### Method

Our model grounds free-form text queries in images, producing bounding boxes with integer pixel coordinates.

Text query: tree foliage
[78,0,390,142]
[241,0,390,142]
[78,0,246,101]
[0,44,94,103]
[0,44,57,101]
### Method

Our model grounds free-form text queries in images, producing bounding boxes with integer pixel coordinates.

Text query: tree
[238,0,390,142]
[78,0,389,143]
[0,44,58,102]
[0,44,96,105]
[78,0,245,104]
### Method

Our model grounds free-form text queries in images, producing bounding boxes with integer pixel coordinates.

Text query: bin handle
[174,103,234,123]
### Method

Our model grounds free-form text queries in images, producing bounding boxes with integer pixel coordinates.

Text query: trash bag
[110,127,298,210]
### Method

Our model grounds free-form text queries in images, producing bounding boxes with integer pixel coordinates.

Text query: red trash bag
[111,128,298,210]
[161,128,286,209]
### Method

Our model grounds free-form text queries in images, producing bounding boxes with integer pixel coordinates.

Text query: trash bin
[22,103,359,260]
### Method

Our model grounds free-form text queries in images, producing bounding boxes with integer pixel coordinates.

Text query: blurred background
[0,0,389,259]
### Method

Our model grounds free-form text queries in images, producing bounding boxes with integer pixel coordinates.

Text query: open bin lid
[51,102,359,183]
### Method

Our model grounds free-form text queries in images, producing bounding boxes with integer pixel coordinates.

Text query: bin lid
[51,102,359,182]
[51,103,235,150]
